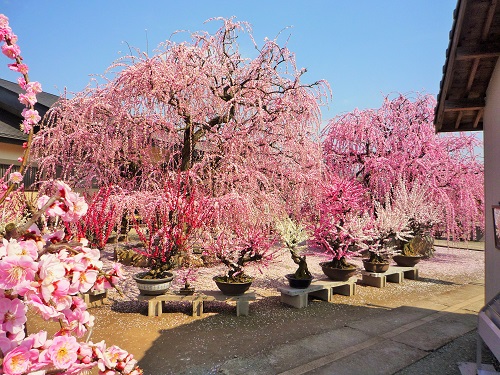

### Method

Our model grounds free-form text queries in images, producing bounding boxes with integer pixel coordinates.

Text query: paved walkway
[205,281,495,375]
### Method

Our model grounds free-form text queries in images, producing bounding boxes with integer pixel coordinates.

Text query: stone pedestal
[361,266,418,288]
[278,278,356,308]
[137,290,256,317]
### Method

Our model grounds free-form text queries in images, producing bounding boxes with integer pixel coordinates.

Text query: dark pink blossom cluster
[71,186,121,250]
[127,173,213,272]
[314,174,369,260]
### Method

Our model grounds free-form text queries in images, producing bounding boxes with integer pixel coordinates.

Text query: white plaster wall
[0,142,23,165]
[484,58,500,301]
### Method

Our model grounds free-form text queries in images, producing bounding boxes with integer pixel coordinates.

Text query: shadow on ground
[132,295,480,375]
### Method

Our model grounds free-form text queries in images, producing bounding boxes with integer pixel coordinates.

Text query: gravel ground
[28,242,486,374]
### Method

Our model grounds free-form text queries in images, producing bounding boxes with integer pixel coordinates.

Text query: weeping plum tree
[322,93,484,240]
[33,18,329,229]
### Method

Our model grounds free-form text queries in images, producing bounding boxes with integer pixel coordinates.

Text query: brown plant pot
[213,276,253,296]
[393,255,423,267]
[133,271,174,296]
[285,274,313,289]
[362,260,390,273]
[320,262,357,281]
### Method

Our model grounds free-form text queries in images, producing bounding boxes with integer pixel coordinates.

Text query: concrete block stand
[361,266,418,288]
[278,278,357,308]
[312,278,357,299]
[82,290,109,308]
[137,290,256,317]
[278,284,327,308]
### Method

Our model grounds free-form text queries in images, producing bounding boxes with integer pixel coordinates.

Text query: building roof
[0,78,59,144]
[434,0,500,133]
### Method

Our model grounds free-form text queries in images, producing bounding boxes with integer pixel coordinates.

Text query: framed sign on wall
[493,205,500,249]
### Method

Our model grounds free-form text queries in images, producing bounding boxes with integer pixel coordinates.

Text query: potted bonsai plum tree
[391,180,441,265]
[360,195,413,273]
[209,225,276,295]
[131,173,212,295]
[275,216,313,288]
[315,175,368,281]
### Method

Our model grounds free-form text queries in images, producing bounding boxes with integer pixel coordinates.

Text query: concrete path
[208,282,491,375]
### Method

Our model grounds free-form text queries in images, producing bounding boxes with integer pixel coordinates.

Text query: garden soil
[27,244,485,375]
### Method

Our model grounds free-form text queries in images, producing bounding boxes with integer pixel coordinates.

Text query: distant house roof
[434,0,500,133]
[0,78,59,144]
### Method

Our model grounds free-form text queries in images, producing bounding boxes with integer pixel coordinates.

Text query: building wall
[0,142,23,165]
[484,58,500,301]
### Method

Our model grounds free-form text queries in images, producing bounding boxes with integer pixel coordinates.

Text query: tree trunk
[180,122,193,171]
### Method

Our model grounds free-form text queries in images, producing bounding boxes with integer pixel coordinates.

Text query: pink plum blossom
[71,296,87,310]
[0,255,37,290]
[2,345,38,374]
[0,13,141,374]
[37,194,65,217]
[21,108,41,125]
[98,344,130,371]
[47,335,79,370]
[0,297,27,334]
[73,246,102,269]
[0,27,12,41]
[37,182,89,222]
[56,180,73,199]
[7,329,26,344]
[38,254,66,302]
[70,268,99,294]
[8,62,28,74]
[49,281,72,311]
[62,193,89,222]
[26,330,48,349]
[18,92,37,106]
[25,293,63,320]
[20,120,32,134]
[8,172,23,184]
[26,81,42,94]
[0,332,16,356]
[0,14,9,28]
[42,229,65,244]
[17,76,26,89]
[3,238,38,259]
[62,307,94,337]
[5,32,16,44]
[1,43,20,59]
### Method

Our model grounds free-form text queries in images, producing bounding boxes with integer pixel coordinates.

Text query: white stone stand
[137,290,256,317]
[361,265,418,288]
[81,290,109,308]
[312,278,357,299]
[278,278,356,309]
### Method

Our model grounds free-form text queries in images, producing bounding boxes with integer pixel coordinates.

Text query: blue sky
[1,0,457,121]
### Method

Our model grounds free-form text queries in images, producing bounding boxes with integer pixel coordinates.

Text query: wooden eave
[0,78,59,144]
[435,0,500,133]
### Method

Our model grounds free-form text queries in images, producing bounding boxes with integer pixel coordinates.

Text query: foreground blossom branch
[0,14,142,374]
[0,15,42,206]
